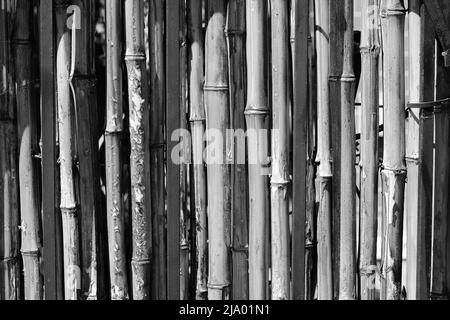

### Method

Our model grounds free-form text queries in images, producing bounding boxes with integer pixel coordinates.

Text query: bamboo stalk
[315,0,332,301]
[338,0,356,300]
[245,0,269,300]
[405,0,434,300]
[226,0,249,301]
[270,0,290,301]
[56,0,81,300]
[359,0,380,300]
[205,0,231,300]
[105,0,129,300]
[149,0,167,300]
[124,0,152,300]
[380,0,406,300]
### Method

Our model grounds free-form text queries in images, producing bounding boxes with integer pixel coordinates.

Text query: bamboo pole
[226,0,249,301]
[205,0,231,300]
[405,0,434,300]
[270,0,290,301]
[124,0,152,300]
[315,0,332,300]
[380,0,406,300]
[149,0,167,300]
[245,0,269,300]
[56,0,81,300]
[0,0,21,300]
[338,0,356,300]
[359,0,380,300]
[188,0,208,301]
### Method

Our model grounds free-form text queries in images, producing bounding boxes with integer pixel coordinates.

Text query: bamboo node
[203,84,229,92]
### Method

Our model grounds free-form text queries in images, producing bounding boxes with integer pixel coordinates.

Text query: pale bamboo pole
[226,0,249,301]
[105,0,129,300]
[338,0,356,300]
[188,0,208,301]
[0,0,20,300]
[149,0,167,300]
[269,0,290,301]
[359,0,380,300]
[245,0,269,300]
[124,0,152,300]
[380,0,406,300]
[405,0,434,300]
[315,0,333,300]
[205,0,231,300]
[56,0,81,300]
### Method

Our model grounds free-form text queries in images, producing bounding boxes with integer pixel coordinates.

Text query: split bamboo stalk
[245,0,269,300]
[338,0,356,300]
[359,0,380,300]
[270,0,290,301]
[0,0,20,300]
[226,0,249,301]
[124,0,152,300]
[105,0,129,300]
[149,0,167,300]
[205,0,231,300]
[380,0,406,300]
[314,0,333,300]
[56,0,81,300]
[405,0,434,300]
[188,0,207,301]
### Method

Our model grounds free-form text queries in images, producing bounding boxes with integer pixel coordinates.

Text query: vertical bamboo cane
[56,0,81,300]
[149,0,167,300]
[0,0,20,300]
[270,0,290,301]
[315,0,333,300]
[380,0,406,300]
[405,0,434,300]
[188,0,208,301]
[124,0,152,300]
[205,0,231,300]
[245,0,269,300]
[359,0,380,300]
[338,0,356,301]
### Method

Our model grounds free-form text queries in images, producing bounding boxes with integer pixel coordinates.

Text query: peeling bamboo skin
[105,0,129,300]
[125,0,152,301]
[149,0,167,301]
[270,0,290,301]
[188,0,208,301]
[380,0,406,301]
[359,0,380,301]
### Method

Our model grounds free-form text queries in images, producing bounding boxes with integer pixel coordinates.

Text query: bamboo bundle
[314,0,332,300]
[124,0,152,300]
[405,0,434,300]
[227,0,249,301]
[359,0,380,300]
[338,0,356,300]
[56,0,81,300]
[0,0,20,300]
[380,0,406,300]
[245,0,269,300]
[149,0,167,300]
[188,0,207,301]
[205,0,231,300]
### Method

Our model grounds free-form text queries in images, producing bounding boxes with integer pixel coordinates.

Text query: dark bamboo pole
[0,0,20,300]
[380,0,406,300]
[124,0,152,300]
[338,0,356,300]
[246,0,269,300]
[149,0,167,300]
[205,0,231,300]
[226,0,249,301]
[315,0,332,300]
[359,0,380,300]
